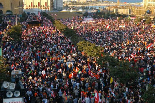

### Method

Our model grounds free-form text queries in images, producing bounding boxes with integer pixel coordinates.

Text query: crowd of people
[1,13,155,103]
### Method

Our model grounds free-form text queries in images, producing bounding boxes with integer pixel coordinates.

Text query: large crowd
[1,13,155,103]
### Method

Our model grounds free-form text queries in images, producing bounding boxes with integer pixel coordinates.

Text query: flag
[94,89,99,103]
[75,67,79,73]
[69,73,73,79]
[88,69,91,76]
[38,2,40,7]
[88,62,91,69]
[51,90,56,98]
[101,53,103,57]
[106,25,110,29]
[147,43,153,49]
[58,69,62,73]
[28,70,32,75]
[38,11,40,17]
[110,77,113,84]
[131,53,134,58]
[88,62,92,76]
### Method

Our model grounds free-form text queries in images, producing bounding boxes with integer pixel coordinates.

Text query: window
[11,3,12,10]
[31,2,33,7]
[0,3,3,8]
[0,10,3,14]
[38,2,40,7]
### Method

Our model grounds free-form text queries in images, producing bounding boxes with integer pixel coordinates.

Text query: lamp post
[14,6,22,25]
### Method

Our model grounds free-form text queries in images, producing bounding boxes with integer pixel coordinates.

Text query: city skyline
[106,0,142,3]
[63,0,143,3]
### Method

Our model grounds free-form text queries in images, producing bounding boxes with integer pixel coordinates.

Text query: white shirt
[85,97,90,103]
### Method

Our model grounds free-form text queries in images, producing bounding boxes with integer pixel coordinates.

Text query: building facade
[53,0,63,10]
[143,0,155,8]
[63,0,96,2]
[24,0,63,11]
[143,0,155,15]
[24,0,53,11]
[0,0,23,14]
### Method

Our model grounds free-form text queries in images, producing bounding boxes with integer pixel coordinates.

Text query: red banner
[31,2,33,7]
[38,2,40,7]
[45,2,47,6]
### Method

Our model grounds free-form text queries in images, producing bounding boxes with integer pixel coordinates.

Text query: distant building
[63,0,96,2]
[115,8,130,15]
[53,0,63,10]
[24,0,54,11]
[142,0,155,15]
[143,0,155,8]
[0,0,23,14]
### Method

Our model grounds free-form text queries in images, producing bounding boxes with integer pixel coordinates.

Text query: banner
[3,98,24,103]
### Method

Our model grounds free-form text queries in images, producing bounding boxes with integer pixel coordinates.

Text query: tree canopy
[41,12,54,23]
[20,12,28,22]
[142,84,155,103]
[97,55,140,86]
[7,25,22,42]
[0,57,10,86]
[77,41,104,57]
[54,20,67,31]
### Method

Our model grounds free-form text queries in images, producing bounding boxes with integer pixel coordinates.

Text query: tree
[109,61,139,86]
[97,55,140,86]
[54,20,67,31]
[83,11,88,17]
[142,84,155,103]
[63,28,84,45]
[20,12,28,22]
[135,17,142,23]
[124,17,130,23]
[41,12,54,23]
[0,57,10,86]
[97,55,119,67]
[7,25,22,42]
[77,41,103,57]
